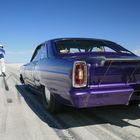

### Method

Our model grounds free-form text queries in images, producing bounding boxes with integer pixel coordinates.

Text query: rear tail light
[73,61,87,88]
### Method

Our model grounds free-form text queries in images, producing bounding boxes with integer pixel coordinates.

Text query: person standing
[0,44,6,77]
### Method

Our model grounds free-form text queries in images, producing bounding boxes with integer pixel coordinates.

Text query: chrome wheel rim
[44,87,50,104]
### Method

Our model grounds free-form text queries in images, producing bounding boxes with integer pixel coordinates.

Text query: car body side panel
[22,63,35,86]
[38,58,74,103]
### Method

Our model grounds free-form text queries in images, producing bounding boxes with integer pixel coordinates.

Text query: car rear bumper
[70,84,134,108]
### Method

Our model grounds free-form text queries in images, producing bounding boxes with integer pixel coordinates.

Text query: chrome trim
[106,57,140,61]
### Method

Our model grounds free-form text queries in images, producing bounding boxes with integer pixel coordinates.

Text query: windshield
[55,39,132,54]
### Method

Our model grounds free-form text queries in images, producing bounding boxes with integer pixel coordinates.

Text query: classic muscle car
[20,38,140,113]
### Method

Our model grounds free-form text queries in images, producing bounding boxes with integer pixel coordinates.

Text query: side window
[31,44,47,62]
[40,45,47,59]
[32,47,42,62]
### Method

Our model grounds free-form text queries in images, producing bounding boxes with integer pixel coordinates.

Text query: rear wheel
[129,100,140,106]
[42,86,63,114]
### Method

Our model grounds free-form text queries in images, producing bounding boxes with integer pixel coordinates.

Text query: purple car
[20,38,140,113]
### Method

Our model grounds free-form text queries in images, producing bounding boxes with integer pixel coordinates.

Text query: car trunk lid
[88,57,140,85]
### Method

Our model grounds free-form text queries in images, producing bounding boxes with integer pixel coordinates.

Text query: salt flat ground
[0,64,140,140]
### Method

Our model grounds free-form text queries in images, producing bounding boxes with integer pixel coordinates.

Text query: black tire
[129,100,140,106]
[42,86,63,114]
[20,74,25,84]
[20,75,29,90]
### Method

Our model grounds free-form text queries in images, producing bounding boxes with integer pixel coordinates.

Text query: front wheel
[42,86,63,114]
[20,74,25,84]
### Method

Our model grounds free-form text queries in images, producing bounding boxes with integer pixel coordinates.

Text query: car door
[33,45,47,89]
[28,45,43,86]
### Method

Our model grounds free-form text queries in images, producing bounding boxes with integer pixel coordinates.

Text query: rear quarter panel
[39,57,74,102]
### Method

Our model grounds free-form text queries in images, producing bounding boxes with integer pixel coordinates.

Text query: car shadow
[15,84,140,130]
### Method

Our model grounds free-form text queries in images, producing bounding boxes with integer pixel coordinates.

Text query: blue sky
[0,0,140,63]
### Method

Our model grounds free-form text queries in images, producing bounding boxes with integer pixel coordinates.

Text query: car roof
[43,37,117,44]
[53,38,113,42]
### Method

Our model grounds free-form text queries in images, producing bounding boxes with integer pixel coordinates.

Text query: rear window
[55,39,132,54]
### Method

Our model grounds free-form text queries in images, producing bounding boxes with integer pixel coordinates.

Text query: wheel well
[20,74,24,84]
[41,84,55,98]
[40,85,45,93]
